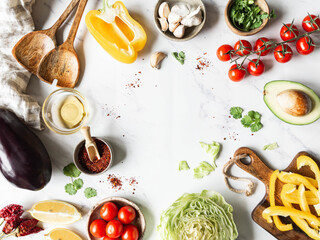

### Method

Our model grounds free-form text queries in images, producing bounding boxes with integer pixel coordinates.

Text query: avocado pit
[277,89,312,117]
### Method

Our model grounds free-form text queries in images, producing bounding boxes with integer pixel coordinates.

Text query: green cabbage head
[157,190,238,240]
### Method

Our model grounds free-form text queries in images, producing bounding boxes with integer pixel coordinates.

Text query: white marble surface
[2,0,320,239]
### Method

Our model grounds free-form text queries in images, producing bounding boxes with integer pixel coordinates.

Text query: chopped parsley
[230,107,243,119]
[63,163,81,178]
[84,187,97,198]
[172,51,185,64]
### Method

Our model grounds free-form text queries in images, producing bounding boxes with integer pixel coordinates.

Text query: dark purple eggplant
[0,109,52,190]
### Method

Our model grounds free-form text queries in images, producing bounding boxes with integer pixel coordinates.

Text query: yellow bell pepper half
[85,0,147,64]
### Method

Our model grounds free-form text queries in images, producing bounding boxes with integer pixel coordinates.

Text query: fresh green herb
[230,107,243,119]
[157,190,238,240]
[241,115,253,127]
[194,161,215,179]
[65,183,77,195]
[63,163,81,178]
[179,161,190,171]
[240,110,263,132]
[250,122,263,132]
[84,187,97,198]
[73,178,84,190]
[229,0,275,32]
[200,141,221,169]
[263,142,279,151]
[172,51,185,64]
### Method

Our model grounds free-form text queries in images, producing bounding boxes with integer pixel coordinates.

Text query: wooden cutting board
[233,147,320,240]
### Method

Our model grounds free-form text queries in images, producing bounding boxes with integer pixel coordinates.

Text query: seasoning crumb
[224,138,226,140]
[106,174,139,194]
[195,53,211,74]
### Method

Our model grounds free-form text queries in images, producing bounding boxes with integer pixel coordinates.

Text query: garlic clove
[181,6,203,27]
[168,11,182,24]
[169,22,180,32]
[150,52,167,69]
[158,17,169,32]
[173,25,185,38]
[171,4,190,18]
[158,2,170,19]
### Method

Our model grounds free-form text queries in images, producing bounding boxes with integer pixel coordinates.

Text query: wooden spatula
[80,126,100,162]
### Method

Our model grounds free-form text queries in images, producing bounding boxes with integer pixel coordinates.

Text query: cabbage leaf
[157,190,238,240]
[200,141,221,168]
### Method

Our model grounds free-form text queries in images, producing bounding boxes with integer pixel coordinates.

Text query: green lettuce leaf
[157,190,238,240]
[194,161,214,179]
[179,161,190,171]
[200,141,221,168]
[263,142,279,150]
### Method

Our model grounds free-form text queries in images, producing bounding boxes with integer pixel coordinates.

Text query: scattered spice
[78,139,111,173]
[126,71,142,89]
[103,104,121,120]
[103,174,139,194]
[107,174,123,190]
[195,53,211,74]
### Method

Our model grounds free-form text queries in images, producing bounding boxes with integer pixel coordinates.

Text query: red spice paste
[78,139,111,173]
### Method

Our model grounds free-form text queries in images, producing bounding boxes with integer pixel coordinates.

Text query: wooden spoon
[80,126,100,162]
[37,0,88,88]
[12,0,80,75]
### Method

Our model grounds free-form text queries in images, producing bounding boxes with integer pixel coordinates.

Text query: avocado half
[263,80,320,125]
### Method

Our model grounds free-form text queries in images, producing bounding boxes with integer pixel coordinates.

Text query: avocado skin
[263,80,320,125]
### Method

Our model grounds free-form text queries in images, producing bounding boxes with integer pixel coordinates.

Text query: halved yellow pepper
[85,0,147,63]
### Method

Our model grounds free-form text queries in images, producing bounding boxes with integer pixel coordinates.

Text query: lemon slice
[44,228,83,240]
[28,200,81,225]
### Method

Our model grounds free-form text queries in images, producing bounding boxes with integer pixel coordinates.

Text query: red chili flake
[0,204,23,220]
[17,219,43,237]
[107,174,123,190]
[195,53,211,74]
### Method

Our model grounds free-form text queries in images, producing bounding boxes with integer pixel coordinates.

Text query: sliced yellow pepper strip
[283,190,319,205]
[298,184,319,229]
[269,170,293,231]
[85,0,147,63]
[278,172,319,197]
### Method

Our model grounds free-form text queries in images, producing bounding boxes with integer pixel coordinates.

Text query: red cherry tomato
[100,202,118,221]
[234,40,252,56]
[274,44,293,63]
[253,37,271,56]
[302,14,320,32]
[106,220,123,238]
[280,23,299,42]
[121,224,139,240]
[296,36,315,55]
[118,206,136,224]
[90,219,107,238]
[216,44,233,61]
[103,236,120,240]
[247,59,265,76]
[228,64,246,82]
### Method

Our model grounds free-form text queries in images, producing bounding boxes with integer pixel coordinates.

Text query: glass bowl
[42,88,89,135]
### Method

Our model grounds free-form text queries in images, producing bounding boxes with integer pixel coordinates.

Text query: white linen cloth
[0,0,41,130]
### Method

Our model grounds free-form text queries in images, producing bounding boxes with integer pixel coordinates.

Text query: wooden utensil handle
[233,147,273,186]
[48,0,81,37]
[66,0,88,45]
[81,126,93,143]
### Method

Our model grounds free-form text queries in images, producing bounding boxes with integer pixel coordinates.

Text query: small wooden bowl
[154,0,206,41]
[87,197,146,240]
[225,0,269,36]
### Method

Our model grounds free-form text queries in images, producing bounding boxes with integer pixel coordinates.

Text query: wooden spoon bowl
[12,0,80,75]
[37,46,80,88]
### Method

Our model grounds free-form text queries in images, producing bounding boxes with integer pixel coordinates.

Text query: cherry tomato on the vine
[296,36,315,55]
[274,44,293,63]
[106,220,124,238]
[280,23,299,42]
[121,224,140,240]
[118,206,136,224]
[234,40,252,56]
[247,59,265,76]
[254,37,271,56]
[302,14,320,32]
[90,219,107,238]
[228,64,246,82]
[217,44,233,61]
[100,202,118,221]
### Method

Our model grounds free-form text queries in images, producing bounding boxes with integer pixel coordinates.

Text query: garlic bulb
[181,6,203,27]
[168,11,182,24]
